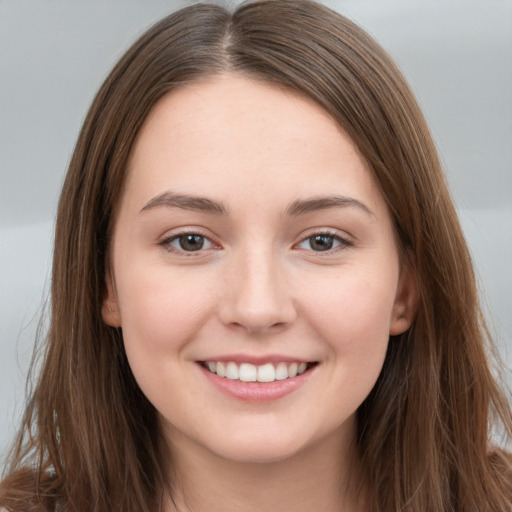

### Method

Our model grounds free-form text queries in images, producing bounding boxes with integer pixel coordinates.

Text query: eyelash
[294,231,353,253]
[159,230,218,255]
[159,229,352,256]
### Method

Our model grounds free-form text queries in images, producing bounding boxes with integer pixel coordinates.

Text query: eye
[164,233,215,253]
[296,233,350,252]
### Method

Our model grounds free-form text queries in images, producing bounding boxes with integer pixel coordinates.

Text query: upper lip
[197,354,315,365]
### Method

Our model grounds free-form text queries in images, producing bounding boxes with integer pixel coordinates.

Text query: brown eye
[309,235,335,251]
[179,234,204,251]
[166,233,214,252]
[296,233,350,252]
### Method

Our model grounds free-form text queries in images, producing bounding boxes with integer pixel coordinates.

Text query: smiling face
[103,75,417,465]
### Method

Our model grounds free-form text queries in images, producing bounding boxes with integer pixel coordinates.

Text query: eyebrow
[285,195,374,217]
[140,191,374,218]
[140,192,228,215]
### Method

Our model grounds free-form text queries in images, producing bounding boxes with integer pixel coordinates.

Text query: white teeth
[288,362,298,377]
[225,362,239,380]
[275,362,289,381]
[216,362,226,377]
[257,363,275,383]
[205,361,311,382]
[239,363,257,382]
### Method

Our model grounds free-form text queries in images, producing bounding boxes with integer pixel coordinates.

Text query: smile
[201,361,313,383]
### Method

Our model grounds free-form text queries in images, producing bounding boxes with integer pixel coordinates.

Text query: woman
[1,0,511,510]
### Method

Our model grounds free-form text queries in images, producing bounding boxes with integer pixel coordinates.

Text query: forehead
[122,74,383,215]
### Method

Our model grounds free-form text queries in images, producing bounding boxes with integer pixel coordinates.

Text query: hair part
[2,1,511,511]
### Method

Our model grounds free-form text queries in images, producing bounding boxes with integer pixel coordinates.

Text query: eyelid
[293,229,354,253]
[158,227,221,255]
[156,226,353,256]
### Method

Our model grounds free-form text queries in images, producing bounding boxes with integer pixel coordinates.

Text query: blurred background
[1,0,511,460]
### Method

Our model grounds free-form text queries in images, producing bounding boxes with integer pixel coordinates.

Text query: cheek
[115,265,222,413]
[115,263,217,367]
[287,266,398,437]
[302,266,397,360]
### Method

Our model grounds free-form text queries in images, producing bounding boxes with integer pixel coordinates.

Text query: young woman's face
[104,75,416,464]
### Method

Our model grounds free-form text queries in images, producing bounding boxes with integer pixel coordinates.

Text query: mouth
[199,360,318,383]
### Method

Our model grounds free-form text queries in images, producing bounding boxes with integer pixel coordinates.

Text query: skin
[103,74,417,511]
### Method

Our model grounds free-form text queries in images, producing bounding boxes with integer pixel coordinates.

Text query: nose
[218,246,297,335]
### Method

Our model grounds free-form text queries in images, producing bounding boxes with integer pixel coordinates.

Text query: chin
[197,421,330,466]
[211,440,306,465]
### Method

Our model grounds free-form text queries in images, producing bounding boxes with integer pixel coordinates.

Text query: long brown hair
[2,1,511,510]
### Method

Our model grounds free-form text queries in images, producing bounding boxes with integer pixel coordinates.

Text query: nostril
[218,293,298,334]
[216,259,297,331]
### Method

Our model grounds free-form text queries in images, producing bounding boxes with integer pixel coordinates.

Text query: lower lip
[199,364,314,402]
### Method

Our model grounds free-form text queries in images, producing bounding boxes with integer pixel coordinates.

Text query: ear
[102,268,122,327]
[389,256,418,336]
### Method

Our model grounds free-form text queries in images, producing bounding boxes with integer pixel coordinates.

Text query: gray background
[1,0,511,461]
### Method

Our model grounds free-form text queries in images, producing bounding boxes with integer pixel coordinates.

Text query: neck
[162,423,368,512]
